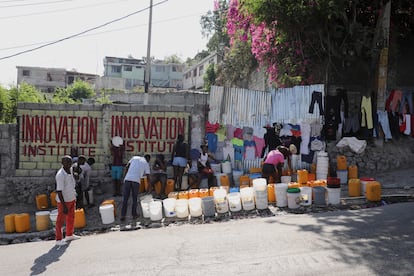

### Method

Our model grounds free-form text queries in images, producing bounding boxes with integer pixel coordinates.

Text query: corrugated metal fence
[209,84,324,125]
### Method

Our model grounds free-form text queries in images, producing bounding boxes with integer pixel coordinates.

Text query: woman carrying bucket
[262,146,292,183]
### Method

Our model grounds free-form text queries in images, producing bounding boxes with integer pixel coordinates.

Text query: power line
[0,0,169,61]
[0,0,131,20]
[0,12,203,52]
[0,0,73,8]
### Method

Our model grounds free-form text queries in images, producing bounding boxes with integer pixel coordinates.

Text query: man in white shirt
[55,155,81,246]
[121,155,151,221]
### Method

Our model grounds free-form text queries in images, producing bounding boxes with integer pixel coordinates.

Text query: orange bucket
[348,165,358,179]
[74,208,86,229]
[199,188,209,198]
[307,173,316,181]
[50,191,57,207]
[154,181,162,195]
[267,184,276,203]
[297,169,308,184]
[336,155,347,170]
[102,199,116,216]
[166,179,175,195]
[366,181,381,201]
[4,214,16,233]
[36,194,48,210]
[14,213,31,233]
[310,163,317,174]
[178,191,189,199]
[348,178,361,197]
[188,189,200,198]
[220,175,230,187]
[288,182,300,189]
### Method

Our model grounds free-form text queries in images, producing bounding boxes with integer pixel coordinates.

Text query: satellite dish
[112,136,123,147]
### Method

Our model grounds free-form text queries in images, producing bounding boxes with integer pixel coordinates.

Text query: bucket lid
[36,211,50,215]
[327,183,341,188]
[287,188,300,193]
[360,177,375,181]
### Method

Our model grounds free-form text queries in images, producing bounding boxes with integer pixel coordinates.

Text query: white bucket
[175,199,189,218]
[287,190,301,209]
[83,188,94,205]
[336,170,348,184]
[275,183,288,207]
[222,161,232,174]
[280,176,292,183]
[300,186,312,206]
[99,204,115,224]
[189,197,202,217]
[255,190,268,210]
[50,209,58,226]
[163,198,176,218]
[140,195,153,218]
[240,187,255,211]
[214,188,229,213]
[181,174,189,190]
[210,163,221,174]
[149,201,163,221]
[252,178,267,191]
[327,187,341,205]
[232,170,243,186]
[228,192,242,212]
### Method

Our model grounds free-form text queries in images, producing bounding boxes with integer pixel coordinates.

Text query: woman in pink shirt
[262,146,292,183]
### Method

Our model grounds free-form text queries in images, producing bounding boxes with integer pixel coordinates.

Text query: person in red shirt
[262,146,292,183]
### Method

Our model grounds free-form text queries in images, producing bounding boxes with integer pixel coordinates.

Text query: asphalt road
[1,202,413,276]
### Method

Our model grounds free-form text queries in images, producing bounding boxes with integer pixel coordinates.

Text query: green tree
[66,80,95,102]
[0,86,11,123]
[203,64,217,92]
[163,54,183,64]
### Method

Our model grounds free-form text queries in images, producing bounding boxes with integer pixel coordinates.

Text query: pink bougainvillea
[226,0,312,87]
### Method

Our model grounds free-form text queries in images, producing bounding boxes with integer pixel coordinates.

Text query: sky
[0,0,216,87]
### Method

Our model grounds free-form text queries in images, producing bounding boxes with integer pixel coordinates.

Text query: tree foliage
[52,80,95,104]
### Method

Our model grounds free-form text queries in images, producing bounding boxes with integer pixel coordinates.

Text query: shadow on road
[30,244,69,275]
[273,202,414,275]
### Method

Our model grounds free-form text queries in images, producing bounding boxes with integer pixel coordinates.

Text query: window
[124,65,132,71]
[155,66,165,72]
[22,70,30,76]
[198,65,204,76]
[111,65,122,73]
[193,69,197,77]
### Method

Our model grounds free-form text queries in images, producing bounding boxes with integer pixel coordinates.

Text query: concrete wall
[0,96,207,205]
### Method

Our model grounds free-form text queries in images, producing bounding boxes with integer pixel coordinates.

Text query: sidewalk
[1,168,413,245]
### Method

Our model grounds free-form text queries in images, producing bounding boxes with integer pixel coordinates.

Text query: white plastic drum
[99,204,115,224]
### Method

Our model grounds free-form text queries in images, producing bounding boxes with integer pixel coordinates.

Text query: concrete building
[183,52,221,90]
[16,66,98,93]
[101,56,184,91]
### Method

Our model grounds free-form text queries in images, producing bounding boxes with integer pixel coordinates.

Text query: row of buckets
[4,208,87,234]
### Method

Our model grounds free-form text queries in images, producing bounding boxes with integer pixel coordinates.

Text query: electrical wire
[0,0,131,20]
[0,0,168,61]
[0,12,203,52]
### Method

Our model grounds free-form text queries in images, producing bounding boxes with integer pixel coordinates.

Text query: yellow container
[310,163,317,174]
[199,188,209,198]
[166,179,175,195]
[188,189,200,198]
[36,194,48,210]
[239,175,250,187]
[4,214,16,233]
[140,177,149,193]
[267,184,276,203]
[297,169,308,184]
[249,167,262,174]
[74,208,86,229]
[35,211,50,231]
[178,191,189,199]
[102,199,116,216]
[14,213,31,233]
[288,182,300,189]
[336,155,347,170]
[209,186,219,196]
[348,165,358,179]
[154,181,162,195]
[168,191,178,199]
[50,191,57,207]
[220,175,230,187]
[348,179,361,197]
[366,181,382,201]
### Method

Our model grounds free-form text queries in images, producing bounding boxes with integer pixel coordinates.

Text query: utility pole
[377,0,391,111]
[144,0,153,94]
